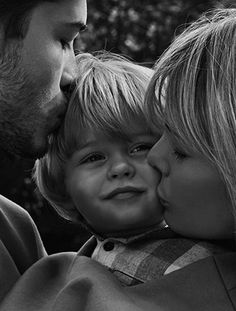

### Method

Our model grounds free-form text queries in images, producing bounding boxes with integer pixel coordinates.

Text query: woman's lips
[159,197,169,207]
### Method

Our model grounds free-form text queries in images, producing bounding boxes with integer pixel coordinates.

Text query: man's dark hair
[0,0,60,39]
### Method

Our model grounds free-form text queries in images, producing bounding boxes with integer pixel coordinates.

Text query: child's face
[65,125,162,235]
[147,129,234,239]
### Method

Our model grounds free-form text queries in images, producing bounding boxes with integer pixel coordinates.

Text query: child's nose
[147,135,170,177]
[107,158,135,180]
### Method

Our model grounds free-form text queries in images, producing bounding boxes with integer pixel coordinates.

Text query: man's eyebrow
[64,22,87,32]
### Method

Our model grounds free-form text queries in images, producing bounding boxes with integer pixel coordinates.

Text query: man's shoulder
[0,194,36,231]
[0,194,29,217]
[0,194,46,272]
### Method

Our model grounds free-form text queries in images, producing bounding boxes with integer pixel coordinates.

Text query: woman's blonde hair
[145,8,236,220]
[34,51,154,221]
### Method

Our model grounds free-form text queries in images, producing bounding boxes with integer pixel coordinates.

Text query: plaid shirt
[90,227,233,286]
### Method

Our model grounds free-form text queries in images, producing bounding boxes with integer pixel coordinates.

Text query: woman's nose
[147,135,170,177]
[107,157,135,180]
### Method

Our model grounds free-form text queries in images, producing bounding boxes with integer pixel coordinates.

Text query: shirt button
[103,241,115,251]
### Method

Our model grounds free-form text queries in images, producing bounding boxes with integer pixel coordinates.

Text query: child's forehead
[77,123,154,146]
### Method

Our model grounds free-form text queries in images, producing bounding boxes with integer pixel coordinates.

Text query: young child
[34,52,233,287]
[145,9,236,245]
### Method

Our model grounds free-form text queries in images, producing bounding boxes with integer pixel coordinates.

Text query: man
[0,0,87,304]
[0,0,87,159]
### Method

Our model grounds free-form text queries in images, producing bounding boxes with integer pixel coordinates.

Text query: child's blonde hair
[145,9,236,221]
[35,52,154,221]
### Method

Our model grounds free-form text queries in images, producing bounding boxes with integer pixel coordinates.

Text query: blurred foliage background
[1,0,235,254]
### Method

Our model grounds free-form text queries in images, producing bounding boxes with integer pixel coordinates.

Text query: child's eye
[130,144,152,154]
[172,148,188,161]
[81,153,105,164]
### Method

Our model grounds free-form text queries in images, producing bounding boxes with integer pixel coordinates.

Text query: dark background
[1,0,235,254]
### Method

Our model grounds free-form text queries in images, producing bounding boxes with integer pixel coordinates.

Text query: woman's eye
[131,144,152,154]
[172,149,187,161]
[81,153,105,164]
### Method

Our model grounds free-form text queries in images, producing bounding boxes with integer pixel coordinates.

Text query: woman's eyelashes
[172,147,188,161]
[165,132,189,161]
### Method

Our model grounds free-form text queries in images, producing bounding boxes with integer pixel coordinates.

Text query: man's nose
[60,53,77,90]
[147,135,170,177]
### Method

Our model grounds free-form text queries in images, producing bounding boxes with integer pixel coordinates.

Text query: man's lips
[102,186,145,200]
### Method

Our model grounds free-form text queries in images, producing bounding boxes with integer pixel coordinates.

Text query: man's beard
[0,40,47,159]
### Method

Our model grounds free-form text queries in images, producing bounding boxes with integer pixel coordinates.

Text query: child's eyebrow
[128,131,153,137]
[125,132,155,141]
[78,140,97,149]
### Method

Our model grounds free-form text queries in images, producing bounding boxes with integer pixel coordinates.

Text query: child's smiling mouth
[102,186,145,200]
[111,191,143,200]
